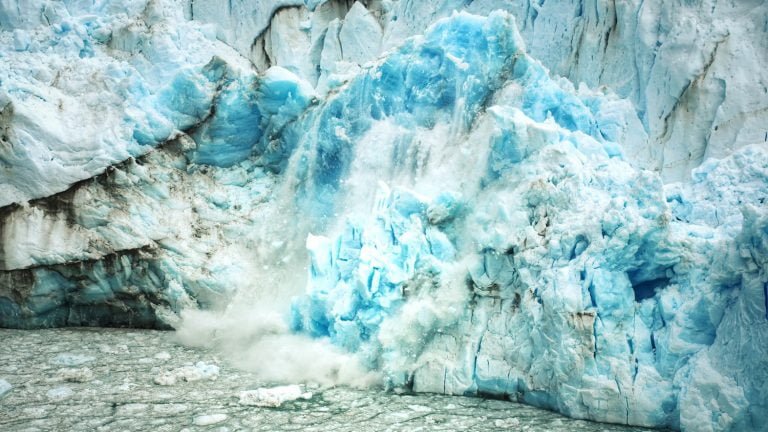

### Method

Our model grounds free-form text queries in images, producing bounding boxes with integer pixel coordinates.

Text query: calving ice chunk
[289,9,768,432]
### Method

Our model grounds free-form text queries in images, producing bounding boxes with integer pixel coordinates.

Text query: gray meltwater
[0,329,657,432]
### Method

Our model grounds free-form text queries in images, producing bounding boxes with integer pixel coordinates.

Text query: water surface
[0,329,659,431]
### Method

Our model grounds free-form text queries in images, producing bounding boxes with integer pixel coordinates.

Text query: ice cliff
[1,1,767,431]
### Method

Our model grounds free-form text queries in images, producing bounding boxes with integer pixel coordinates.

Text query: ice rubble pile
[0,1,766,431]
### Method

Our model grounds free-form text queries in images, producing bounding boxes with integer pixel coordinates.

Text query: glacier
[1,1,767,431]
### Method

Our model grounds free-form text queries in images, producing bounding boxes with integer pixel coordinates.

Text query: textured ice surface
[186,0,768,181]
[0,1,254,205]
[153,361,219,386]
[0,1,766,431]
[0,328,656,432]
[0,0,327,328]
[239,384,313,407]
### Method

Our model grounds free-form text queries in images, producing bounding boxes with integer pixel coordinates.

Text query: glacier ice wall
[0,1,320,327]
[188,0,768,181]
[0,1,767,431]
[285,10,768,430]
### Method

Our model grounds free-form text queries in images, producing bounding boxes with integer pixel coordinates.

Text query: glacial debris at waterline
[1,1,767,431]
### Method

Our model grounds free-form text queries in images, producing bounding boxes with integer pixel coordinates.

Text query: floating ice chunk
[47,386,74,401]
[153,361,219,386]
[0,379,11,398]
[154,374,180,386]
[52,353,95,366]
[193,413,228,426]
[116,403,149,416]
[494,418,520,428]
[57,367,94,383]
[154,403,188,415]
[154,352,172,361]
[408,404,432,412]
[238,385,313,407]
[98,344,129,354]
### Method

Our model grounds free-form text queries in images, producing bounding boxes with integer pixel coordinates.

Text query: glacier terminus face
[0,1,766,431]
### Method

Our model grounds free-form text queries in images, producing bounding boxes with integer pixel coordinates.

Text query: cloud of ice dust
[173,301,380,388]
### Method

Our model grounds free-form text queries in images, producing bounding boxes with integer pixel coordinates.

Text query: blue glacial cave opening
[1,1,767,431]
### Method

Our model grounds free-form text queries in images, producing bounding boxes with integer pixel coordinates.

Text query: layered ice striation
[1,1,767,431]
[0,1,318,327]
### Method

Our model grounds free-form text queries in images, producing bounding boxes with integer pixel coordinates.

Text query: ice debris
[46,386,74,401]
[153,361,219,386]
[238,385,313,407]
[51,353,95,366]
[0,379,11,398]
[154,352,172,361]
[56,367,94,383]
[193,413,228,426]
